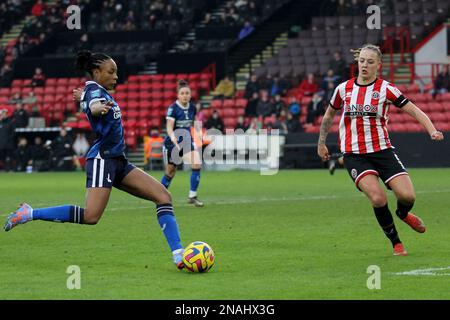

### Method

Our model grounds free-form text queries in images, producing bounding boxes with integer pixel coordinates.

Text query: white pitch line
[392,266,450,276]
[1,188,450,216]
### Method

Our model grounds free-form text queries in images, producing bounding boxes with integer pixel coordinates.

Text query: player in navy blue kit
[3,51,186,270]
[161,80,204,207]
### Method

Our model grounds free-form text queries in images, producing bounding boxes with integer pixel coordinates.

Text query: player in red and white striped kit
[317,44,444,256]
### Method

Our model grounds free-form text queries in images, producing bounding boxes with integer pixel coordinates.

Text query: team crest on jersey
[372,91,380,99]
[351,168,358,179]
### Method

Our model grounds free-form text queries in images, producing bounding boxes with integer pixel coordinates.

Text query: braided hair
[75,50,112,77]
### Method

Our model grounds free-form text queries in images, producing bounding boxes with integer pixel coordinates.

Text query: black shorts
[86,156,136,188]
[343,148,408,190]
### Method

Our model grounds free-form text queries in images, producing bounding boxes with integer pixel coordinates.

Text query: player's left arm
[401,102,444,141]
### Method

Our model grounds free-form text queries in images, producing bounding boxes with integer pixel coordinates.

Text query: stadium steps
[382,53,413,84]
[235,32,288,90]
[127,143,146,168]
[0,21,26,46]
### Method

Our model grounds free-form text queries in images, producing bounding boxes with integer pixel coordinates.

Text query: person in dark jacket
[0,109,15,171]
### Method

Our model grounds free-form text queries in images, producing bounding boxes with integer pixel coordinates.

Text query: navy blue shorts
[163,140,196,166]
[86,156,136,188]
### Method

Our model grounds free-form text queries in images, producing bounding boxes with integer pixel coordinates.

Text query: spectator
[202,12,213,26]
[431,69,450,99]
[329,51,347,81]
[13,137,32,172]
[259,74,273,92]
[0,109,15,171]
[29,136,50,172]
[244,74,260,99]
[306,93,325,124]
[245,117,262,134]
[12,35,30,58]
[245,91,259,118]
[8,92,22,105]
[336,0,349,16]
[72,132,90,157]
[324,80,337,102]
[144,127,164,170]
[31,67,46,87]
[0,64,13,87]
[256,90,273,118]
[23,91,38,107]
[321,69,339,92]
[12,103,29,128]
[205,109,225,133]
[299,73,319,97]
[31,0,46,17]
[286,111,302,133]
[75,33,91,52]
[272,94,286,116]
[211,75,235,99]
[51,128,75,171]
[238,21,254,40]
[195,102,207,124]
[0,43,5,65]
[288,96,301,117]
[273,109,288,135]
[349,0,364,16]
[277,74,292,96]
[234,115,248,132]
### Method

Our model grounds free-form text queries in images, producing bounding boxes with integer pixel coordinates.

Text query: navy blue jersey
[80,81,125,159]
[164,100,196,147]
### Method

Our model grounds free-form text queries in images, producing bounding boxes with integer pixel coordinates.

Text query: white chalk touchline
[392,266,450,276]
[1,188,449,216]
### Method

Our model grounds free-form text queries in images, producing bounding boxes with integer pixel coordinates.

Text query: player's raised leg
[184,150,204,207]
[118,167,185,269]
[358,174,407,256]
[3,188,110,231]
[388,174,426,233]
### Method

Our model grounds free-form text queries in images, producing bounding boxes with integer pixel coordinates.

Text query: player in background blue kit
[161,80,204,207]
[3,51,186,270]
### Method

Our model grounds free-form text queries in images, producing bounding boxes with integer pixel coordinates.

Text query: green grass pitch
[0,168,449,299]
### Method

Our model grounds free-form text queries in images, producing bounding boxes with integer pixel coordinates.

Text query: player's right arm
[165,105,181,148]
[318,106,337,161]
[80,87,113,117]
[318,82,343,161]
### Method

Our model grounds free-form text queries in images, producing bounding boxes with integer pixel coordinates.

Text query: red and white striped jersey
[329,77,409,154]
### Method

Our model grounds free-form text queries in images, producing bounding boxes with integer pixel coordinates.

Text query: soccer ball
[182,241,215,273]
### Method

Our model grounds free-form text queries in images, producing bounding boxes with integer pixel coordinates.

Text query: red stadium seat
[11,79,23,87]
[223,99,235,108]
[222,108,236,117]
[45,78,57,87]
[188,73,200,81]
[164,74,176,82]
[128,83,140,92]
[235,98,247,108]
[209,99,223,108]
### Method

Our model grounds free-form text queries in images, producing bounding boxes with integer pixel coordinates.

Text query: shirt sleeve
[166,105,175,120]
[386,83,409,108]
[329,82,344,110]
[82,86,107,113]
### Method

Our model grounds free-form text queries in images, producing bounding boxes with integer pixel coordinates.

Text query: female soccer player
[317,44,444,256]
[3,51,186,270]
[161,80,204,207]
